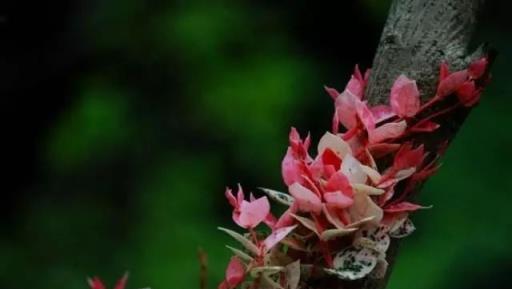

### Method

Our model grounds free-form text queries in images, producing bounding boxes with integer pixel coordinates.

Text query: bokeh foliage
[2,1,511,289]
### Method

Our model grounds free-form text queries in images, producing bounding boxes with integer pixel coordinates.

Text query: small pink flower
[281,128,311,186]
[456,80,481,107]
[218,256,245,289]
[390,75,420,118]
[437,69,469,98]
[288,182,322,214]
[468,57,488,79]
[345,64,370,98]
[225,185,270,229]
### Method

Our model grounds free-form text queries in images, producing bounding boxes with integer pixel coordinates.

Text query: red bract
[218,257,245,289]
[468,57,488,79]
[390,75,420,118]
[456,80,480,107]
[384,201,429,213]
[88,273,128,289]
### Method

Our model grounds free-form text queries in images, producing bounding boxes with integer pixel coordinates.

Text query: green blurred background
[1,1,511,288]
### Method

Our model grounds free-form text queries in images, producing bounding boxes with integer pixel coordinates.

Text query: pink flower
[281,128,311,186]
[345,64,370,98]
[225,185,270,229]
[88,273,128,289]
[390,75,420,118]
[468,57,488,79]
[218,256,245,289]
[456,80,481,107]
[289,182,323,213]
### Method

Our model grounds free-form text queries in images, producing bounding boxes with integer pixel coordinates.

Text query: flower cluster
[218,58,490,289]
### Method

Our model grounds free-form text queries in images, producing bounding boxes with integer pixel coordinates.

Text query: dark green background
[2,1,511,288]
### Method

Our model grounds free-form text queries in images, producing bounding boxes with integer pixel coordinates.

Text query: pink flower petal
[368,120,407,144]
[225,187,238,209]
[456,80,480,107]
[275,202,299,228]
[223,256,245,289]
[437,69,468,98]
[288,183,322,214]
[390,75,420,118]
[439,61,450,80]
[409,120,440,133]
[238,197,271,229]
[370,105,396,123]
[468,57,488,79]
[324,86,340,100]
[355,99,376,131]
[393,143,425,171]
[324,192,354,209]
[345,64,368,98]
[263,225,297,251]
[88,278,106,289]
[335,91,359,130]
[236,184,244,206]
[368,143,400,158]
[384,201,430,213]
[325,171,354,197]
[281,147,303,186]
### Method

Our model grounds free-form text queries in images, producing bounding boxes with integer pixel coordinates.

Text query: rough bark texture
[367,0,484,104]
[317,0,487,289]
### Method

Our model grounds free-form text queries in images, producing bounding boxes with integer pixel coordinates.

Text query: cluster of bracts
[218,57,490,289]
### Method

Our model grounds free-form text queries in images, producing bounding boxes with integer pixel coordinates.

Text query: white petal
[354,225,390,254]
[389,218,416,238]
[286,260,301,289]
[349,193,383,226]
[352,183,385,195]
[370,258,389,279]
[320,228,358,241]
[259,187,294,206]
[360,165,382,184]
[325,247,378,280]
[341,154,367,184]
[318,132,352,158]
